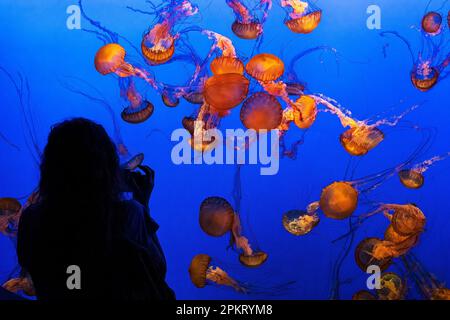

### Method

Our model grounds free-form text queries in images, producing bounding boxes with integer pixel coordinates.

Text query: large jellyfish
[135,0,199,65]
[245,53,285,82]
[354,237,392,272]
[188,254,247,293]
[199,197,235,237]
[240,92,283,130]
[398,152,450,189]
[226,0,272,40]
[281,0,322,34]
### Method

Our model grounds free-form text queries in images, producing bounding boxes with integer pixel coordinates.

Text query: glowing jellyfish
[120,78,154,124]
[281,0,322,34]
[319,182,358,220]
[240,92,283,130]
[0,198,21,236]
[203,73,250,111]
[210,57,244,75]
[352,290,377,300]
[340,126,384,156]
[2,276,36,297]
[245,53,285,82]
[226,0,272,40]
[422,12,443,35]
[239,251,268,268]
[355,237,392,272]
[292,95,317,129]
[377,272,406,300]
[162,89,180,107]
[121,153,145,171]
[282,209,319,236]
[188,254,247,293]
[385,204,426,237]
[398,152,450,189]
[199,197,235,237]
[410,67,440,91]
[140,0,198,65]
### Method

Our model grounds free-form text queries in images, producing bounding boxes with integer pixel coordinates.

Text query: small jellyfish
[203,73,250,111]
[410,66,440,91]
[239,251,268,268]
[340,126,384,156]
[94,43,137,77]
[120,78,154,124]
[199,197,235,237]
[352,290,377,300]
[0,198,21,236]
[240,92,283,130]
[281,0,322,34]
[282,209,320,236]
[245,53,285,82]
[292,95,317,129]
[183,90,204,105]
[421,12,443,35]
[377,272,406,300]
[188,254,247,293]
[121,153,145,171]
[2,276,36,297]
[161,89,180,107]
[355,237,392,272]
[226,0,272,40]
[319,182,358,220]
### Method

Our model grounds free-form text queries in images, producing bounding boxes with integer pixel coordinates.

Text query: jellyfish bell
[282,209,320,236]
[141,26,175,65]
[411,67,439,92]
[162,89,180,108]
[240,92,283,130]
[239,251,268,268]
[319,182,358,220]
[292,95,317,129]
[421,12,443,35]
[203,73,250,111]
[398,169,424,189]
[340,125,384,156]
[245,53,285,82]
[121,153,144,171]
[232,20,263,39]
[210,56,245,75]
[188,254,247,292]
[355,237,392,272]
[199,197,235,237]
[352,290,377,300]
[388,204,426,237]
[384,224,419,248]
[285,9,322,34]
[94,43,134,77]
[376,272,405,300]
[121,101,154,124]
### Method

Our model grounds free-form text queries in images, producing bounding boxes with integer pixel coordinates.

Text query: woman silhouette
[17,118,175,300]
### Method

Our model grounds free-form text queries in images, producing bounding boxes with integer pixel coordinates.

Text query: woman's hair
[38,118,121,253]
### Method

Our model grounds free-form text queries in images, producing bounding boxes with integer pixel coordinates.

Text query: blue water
[0,0,449,300]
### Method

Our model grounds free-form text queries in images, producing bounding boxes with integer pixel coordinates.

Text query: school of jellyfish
[1,0,450,300]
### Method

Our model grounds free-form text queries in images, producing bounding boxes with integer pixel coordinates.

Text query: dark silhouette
[17,118,175,300]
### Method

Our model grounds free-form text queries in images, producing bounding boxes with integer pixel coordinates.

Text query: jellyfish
[240,92,283,130]
[121,153,145,171]
[2,276,36,297]
[398,152,450,189]
[199,197,235,237]
[422,11,443,35]
[119,78,154,124]
[292,95,317,129]
[352,290,377,300]
[226,0,272,40]
[245,53,285,82]
[376,272,406,300]
[138,0,198,65]
[183,115,219,152]
[203,73,250,112]
[281,0,322,34]
[319,182,358,220]
[384,204,426,237]
[188,254,247,292]
[282,209,319,236]
[161,88,180,107]
[355,237,392,272]
[0,198,22,237]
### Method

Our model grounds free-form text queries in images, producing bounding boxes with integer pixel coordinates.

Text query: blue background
[0,0,449,299]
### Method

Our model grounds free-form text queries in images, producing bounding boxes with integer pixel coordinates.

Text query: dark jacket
[17,200,175,300]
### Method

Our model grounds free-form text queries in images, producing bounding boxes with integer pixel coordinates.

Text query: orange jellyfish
[355,237,392,272]
[204,31,244,75]
[0,198,21,236]
[161,89,180,108]
[140,0,198,65]
[199,197,235,237]
[2,276,36,297]
[245,53,285,82]
[122,153,145,171]
[203,73,250,111]
[240,92,283,130]
[226,0,272,40]
[398,152,450,189]
[385,204,426,237]
[352,290,377,300]
[292,95,317,129]
[281,0,322,34]
[282,208,319,236]
[120,79,154,124]
[319,182,358,220]
[188,254,247,293]
[422,12,443,35]
[377,272,406,300]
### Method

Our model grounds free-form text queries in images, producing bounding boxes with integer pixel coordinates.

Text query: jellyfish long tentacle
[380,31,416,65]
